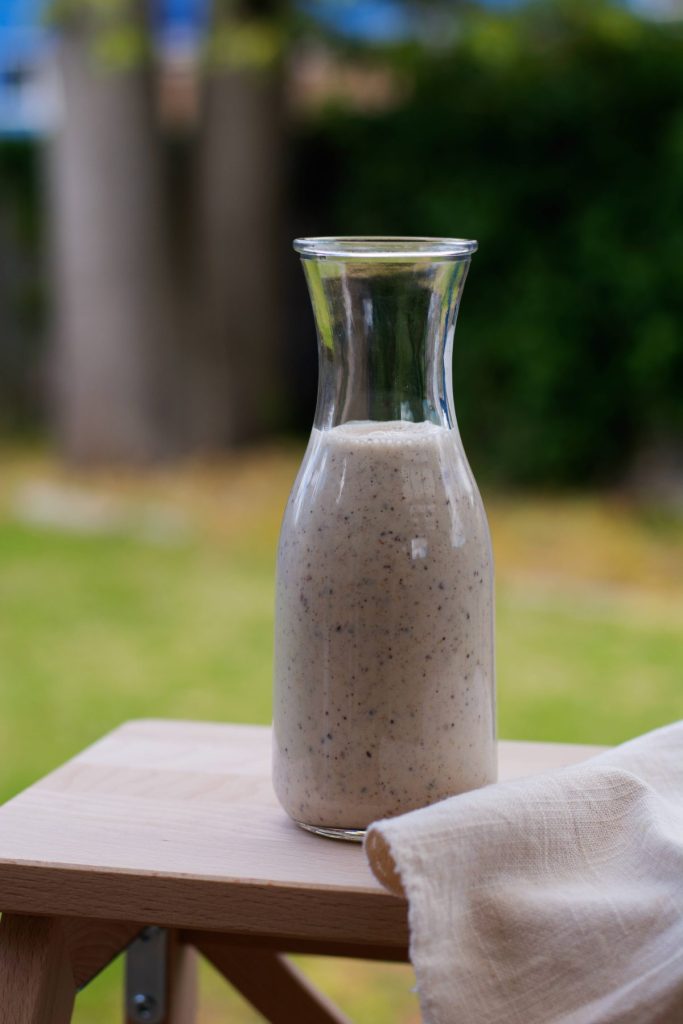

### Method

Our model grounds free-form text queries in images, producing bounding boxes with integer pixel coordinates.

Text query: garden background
[0,0,681,1019]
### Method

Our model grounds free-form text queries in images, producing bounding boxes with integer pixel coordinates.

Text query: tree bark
[47,14,178,463]
[189,45,284,447]
[47,4,285,460]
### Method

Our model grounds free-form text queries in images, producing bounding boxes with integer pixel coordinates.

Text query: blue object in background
[1,0,678,134]
[300,0,415,42]
[0,1,48,65]
[0,0,212,135]
[152,0,210,53]
[0,0,51,136]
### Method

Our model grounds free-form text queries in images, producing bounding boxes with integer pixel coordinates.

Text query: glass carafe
[273,237,496,840]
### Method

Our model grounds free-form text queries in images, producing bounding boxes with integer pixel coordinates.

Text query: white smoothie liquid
[273,420,496,831]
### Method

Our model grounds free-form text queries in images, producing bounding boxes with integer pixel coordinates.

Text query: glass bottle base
[295,819,365,843]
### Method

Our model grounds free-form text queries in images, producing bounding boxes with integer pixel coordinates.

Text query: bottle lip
[293,236,478,260]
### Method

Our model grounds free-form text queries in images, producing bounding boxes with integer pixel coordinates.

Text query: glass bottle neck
[301,255,471,431]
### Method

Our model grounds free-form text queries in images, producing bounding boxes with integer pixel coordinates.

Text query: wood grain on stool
[182,929,409,963]
[196,936,352,1024]
[0,719,603,1023]
[0,721,601,946]
[0,915,75,1024]
[164,931,198,1024]
[64,918,141,989]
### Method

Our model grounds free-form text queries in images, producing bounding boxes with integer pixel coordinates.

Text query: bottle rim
[293,236,478,260]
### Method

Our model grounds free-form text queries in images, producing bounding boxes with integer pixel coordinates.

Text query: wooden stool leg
[166,931,197,1024]
[0,914,76,1024]
[64,919,142,989]
[195,936,352,1024]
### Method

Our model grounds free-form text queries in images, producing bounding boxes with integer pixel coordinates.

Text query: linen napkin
[365,722,683,1024]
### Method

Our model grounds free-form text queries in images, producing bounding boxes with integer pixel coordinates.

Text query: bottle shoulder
[280,422,491,558]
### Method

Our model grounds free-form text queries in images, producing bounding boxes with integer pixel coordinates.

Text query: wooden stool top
[0,720,602,955]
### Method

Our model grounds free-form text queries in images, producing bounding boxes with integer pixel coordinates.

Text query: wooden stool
[0,720,602,1023]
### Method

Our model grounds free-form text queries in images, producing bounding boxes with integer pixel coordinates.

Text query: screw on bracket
[125,927,167,1023]
[131,993,158,1021]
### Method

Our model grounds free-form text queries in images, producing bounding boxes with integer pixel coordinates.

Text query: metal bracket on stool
[125,926,168,1023]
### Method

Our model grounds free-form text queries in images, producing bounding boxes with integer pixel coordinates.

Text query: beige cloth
[366,722,683,1024]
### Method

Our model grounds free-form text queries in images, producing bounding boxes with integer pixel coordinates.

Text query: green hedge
[0,142,43,434]
[295,3,683,484]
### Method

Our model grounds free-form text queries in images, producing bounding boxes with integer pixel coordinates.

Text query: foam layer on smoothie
[324,419,442,442]
[273,419,495,829]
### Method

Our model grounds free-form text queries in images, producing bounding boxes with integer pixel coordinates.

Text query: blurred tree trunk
[188,5,284,447]
[47,7,179,462]
[47,0,285,461]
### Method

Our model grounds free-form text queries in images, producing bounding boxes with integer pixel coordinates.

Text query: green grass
[498,581,682,744]
[0,524,275,798]
[0,448,681,1022]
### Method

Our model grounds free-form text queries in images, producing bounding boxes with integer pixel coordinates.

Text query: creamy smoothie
[272,419,496,831]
